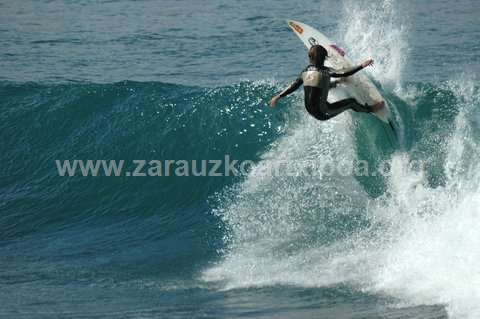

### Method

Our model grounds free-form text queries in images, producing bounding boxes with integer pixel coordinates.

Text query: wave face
[2,72,480,319]
[0,80,294,283]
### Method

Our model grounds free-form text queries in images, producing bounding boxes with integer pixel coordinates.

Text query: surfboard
[287,20,391,123]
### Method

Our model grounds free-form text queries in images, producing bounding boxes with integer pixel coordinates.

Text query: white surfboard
[287,20,391,123]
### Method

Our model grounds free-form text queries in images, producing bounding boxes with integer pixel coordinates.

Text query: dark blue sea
[1,0,480,318]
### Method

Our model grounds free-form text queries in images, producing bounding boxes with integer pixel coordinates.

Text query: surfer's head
[308,45,328,66]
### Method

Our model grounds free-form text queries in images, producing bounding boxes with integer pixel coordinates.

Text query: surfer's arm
[330,59,374,78]
[279,77,303,97]
[270,76,303,107]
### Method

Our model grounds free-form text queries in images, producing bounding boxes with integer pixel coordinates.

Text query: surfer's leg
[306,109,330,121]
[322,98,371,120]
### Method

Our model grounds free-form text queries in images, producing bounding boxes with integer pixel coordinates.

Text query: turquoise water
[1,0,480,318]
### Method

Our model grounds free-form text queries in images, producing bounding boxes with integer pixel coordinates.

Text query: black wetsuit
[279,64,371,121]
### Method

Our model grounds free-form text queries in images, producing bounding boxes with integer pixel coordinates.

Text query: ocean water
[1,0,480,318]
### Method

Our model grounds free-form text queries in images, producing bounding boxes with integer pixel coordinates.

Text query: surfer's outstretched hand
[361,59,374,68]
[269,95,281,107]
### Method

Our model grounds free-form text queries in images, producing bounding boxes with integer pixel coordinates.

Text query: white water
[366,79,480,318]
[203,1,480,318]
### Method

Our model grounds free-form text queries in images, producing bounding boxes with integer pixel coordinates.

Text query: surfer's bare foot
[357,101,384,113]
[369,101,385,112]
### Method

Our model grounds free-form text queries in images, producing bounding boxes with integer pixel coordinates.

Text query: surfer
[269,45,381,121]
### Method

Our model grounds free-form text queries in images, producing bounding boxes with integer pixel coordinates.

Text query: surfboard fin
[388,120,395,133]
[388,119,398,142]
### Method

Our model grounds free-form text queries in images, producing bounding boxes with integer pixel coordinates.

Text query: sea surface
[1,0,480,318]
